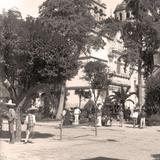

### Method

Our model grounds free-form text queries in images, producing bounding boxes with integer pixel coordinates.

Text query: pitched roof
[114,1,127,13]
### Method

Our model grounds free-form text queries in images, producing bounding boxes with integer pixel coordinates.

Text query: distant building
[114,1,134,21]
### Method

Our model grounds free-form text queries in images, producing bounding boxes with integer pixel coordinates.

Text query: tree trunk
[56,83,66,119]
[92,89,100,105]
[122,101,125,112]
[15,96,27,142]
[138,59,143,110]
[15,107,21,142]
[79,95,82,108]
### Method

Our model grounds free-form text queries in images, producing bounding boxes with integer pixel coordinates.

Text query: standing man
[74,107,81,125]
[24,106,37,144]
[5,99,16,144]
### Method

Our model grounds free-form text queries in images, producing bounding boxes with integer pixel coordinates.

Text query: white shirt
[74,108,81,115]
[25,114,36,124]
[132,111,138,118]
[62,110,67,116]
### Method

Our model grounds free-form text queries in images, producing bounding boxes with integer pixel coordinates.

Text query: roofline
[109,73,129,80]
[66,82,130,90]
[79,56,108,63]
[114,8,125,13]
[91,0,106,9]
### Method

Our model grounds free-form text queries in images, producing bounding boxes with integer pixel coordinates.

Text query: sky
[0,0,122,18]
[0,0,44,18]
[104,0,123,16]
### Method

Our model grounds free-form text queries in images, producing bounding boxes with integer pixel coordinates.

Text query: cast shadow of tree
[81,157,124,160]
[151,154,160,160]
[0,130,55,139]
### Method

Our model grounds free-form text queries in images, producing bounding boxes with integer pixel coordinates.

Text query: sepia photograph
[0,0,160,160]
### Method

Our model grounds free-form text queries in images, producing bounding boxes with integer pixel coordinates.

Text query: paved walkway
[0,121,160,160]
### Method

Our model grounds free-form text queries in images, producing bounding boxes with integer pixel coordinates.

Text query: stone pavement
[0,120,160,160]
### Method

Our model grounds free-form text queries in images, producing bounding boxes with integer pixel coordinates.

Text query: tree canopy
[0,0,108,141]
[121,20,158,78]
[126,0,160,43]
[123,0,160,76]
[0,0,107,102]
[109,86,136,111]
[125,0,160,113]
[83,61,111,104]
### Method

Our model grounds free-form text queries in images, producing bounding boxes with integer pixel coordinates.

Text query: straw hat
[5,99,16,107]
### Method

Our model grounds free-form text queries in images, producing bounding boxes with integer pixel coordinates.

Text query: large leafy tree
[126,0,160,41]
[38,0,107,119]
[122,21,158,77]
[39,0,105,56]
[125,0,160,113]
[0,0,106,141]
[0,11,60,141]
[122,21,158,108]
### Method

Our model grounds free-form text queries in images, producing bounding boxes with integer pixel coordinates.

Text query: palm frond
[126,99,135,104]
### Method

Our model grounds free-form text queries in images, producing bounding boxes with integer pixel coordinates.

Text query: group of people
[62,107,81,125]
[62,103,147,129]
[117,105,147,128]
[5,99,36,144]
[4,98,147,144]
[62,103,104,127]
[131,107,147,128]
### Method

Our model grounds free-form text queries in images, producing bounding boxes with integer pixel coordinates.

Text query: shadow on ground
[81,157,124,160]
[0,130,55,139]
[66,134,119,143]
[151,154,160,160]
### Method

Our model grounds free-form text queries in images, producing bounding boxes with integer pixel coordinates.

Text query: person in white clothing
[74,107,81,125]
[131,109,139,128]
[24,107,37,143]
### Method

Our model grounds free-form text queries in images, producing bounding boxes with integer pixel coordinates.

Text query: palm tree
[109,85,136,111]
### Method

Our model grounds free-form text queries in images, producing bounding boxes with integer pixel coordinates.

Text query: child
[24,107,37,144]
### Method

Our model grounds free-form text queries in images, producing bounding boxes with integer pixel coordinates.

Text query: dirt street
[0,121,160,160]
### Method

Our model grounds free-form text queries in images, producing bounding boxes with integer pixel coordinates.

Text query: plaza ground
[0,120,160,160]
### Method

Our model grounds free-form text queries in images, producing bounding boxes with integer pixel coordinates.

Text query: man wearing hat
[5,99,16,143]
[24,106,37,143]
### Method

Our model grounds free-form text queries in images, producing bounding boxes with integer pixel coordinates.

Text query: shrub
[147,114,160,126]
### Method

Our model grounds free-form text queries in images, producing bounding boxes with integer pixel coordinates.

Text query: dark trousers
[9,121,15,143]
[133,118,137,128]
